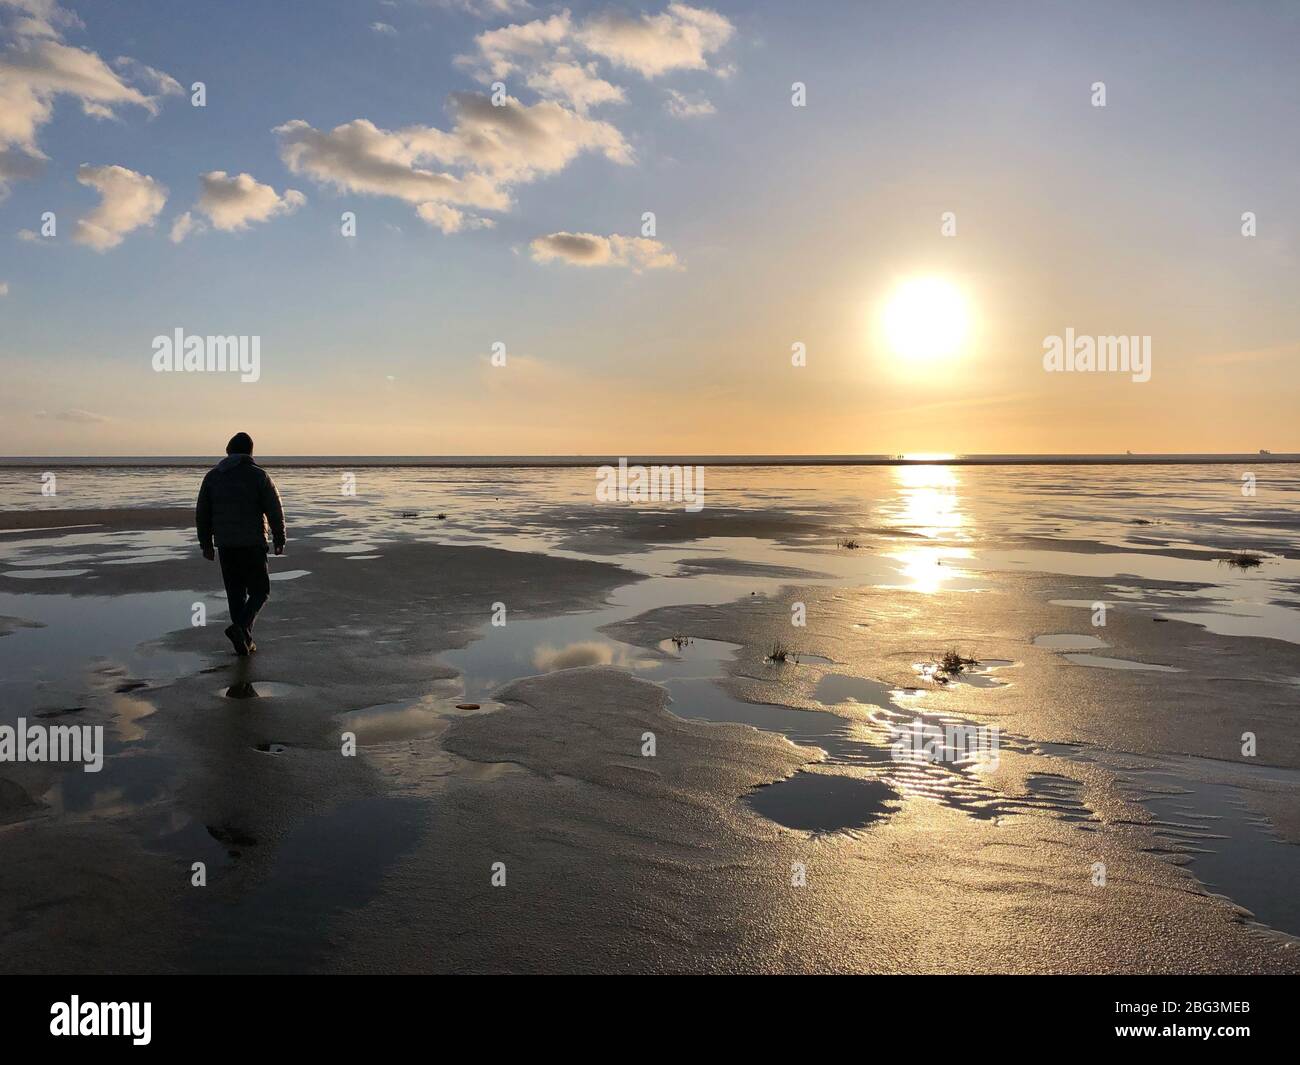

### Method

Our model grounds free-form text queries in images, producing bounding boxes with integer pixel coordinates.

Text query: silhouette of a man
[196,432,286,655]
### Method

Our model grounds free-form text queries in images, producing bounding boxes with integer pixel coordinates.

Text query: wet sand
[1,488,1298,974]
[0,507,193,532]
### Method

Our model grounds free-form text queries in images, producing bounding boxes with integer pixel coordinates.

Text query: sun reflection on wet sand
[883,464,968,539]
[885,545,975,594]
[871,465,975,592]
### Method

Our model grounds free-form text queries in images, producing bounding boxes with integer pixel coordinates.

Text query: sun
[881,277,971,363]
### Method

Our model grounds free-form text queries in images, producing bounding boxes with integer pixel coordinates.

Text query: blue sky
[2,0,1298,455]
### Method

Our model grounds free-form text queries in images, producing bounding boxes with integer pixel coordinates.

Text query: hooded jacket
[196,454,286,551]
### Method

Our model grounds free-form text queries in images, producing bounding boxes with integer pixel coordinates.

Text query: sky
[1,0,1297,456]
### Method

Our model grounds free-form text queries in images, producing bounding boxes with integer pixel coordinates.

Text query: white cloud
[370,21,396,35]
[664,88,715,118]
[526,61,624,113]
[36,407,108,422]
[0,145,43,197]
[0,38,168,147]
[275,92,630,219]
[461,4,734,85]
[402,92,632,179]
[529,231,681,271]
[0,280,8,295]
[169,210,198,244]
[112,56,183,99]
[180,170,305,235]
[0,0,82,42]
[400,5,734,237]
[0,1,179,194]
[435,0,535,21]
[416,201,494,233]
[461,11,573,80]
[577,3,734,78]
[72,163,166,251]
[276,116,511,211]
[58,408,107,422]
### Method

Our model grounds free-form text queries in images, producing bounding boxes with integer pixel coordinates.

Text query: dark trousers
[218,546,271,635]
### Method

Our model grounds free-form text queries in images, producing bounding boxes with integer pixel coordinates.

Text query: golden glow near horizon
[881,278,971,364]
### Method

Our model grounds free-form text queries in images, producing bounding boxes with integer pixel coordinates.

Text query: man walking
[196,432,286,656]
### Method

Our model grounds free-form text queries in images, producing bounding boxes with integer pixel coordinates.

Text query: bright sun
[881,277,970,363]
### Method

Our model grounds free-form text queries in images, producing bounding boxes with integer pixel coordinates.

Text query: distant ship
[1260,449,1272,455]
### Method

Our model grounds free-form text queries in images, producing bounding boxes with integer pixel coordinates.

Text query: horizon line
[1,452,1296,469]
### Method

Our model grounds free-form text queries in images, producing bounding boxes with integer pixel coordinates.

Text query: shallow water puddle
[811,671,1081,823]
[2,568,91,579]
[1042,741,1300,938]
[814,673,898,706]
[440,571,1084,833]
[1034,633,1108,651]
[0,589,209,717]
[1135,770,1300,936]
[439,572,918,831]
[745,771,898,832]
[983,549,1300,645]
[338,686,469,744]
[1061,653,1181,672]
[4,554,99,567]
[177,796,427,973]
[0,529,192,582]
[38,741,173,820]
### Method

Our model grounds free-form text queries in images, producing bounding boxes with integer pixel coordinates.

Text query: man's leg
[217,547,250,654]
[218,548,249,629]
[241,547,271,637]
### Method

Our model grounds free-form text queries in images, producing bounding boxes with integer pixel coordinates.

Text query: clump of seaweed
[767,640,791,663]
[669,633,693,650]
[939,649,979,676]
[1219,552,1263,570]
[837,537,861,550]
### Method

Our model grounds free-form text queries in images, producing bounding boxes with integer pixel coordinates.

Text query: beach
[1,462,1298,973]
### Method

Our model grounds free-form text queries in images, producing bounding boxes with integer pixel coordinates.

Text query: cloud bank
[275,91,630,227]
[271,4,734,234]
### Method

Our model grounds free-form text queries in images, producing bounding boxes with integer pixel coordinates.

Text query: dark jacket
[196,454,286,551]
